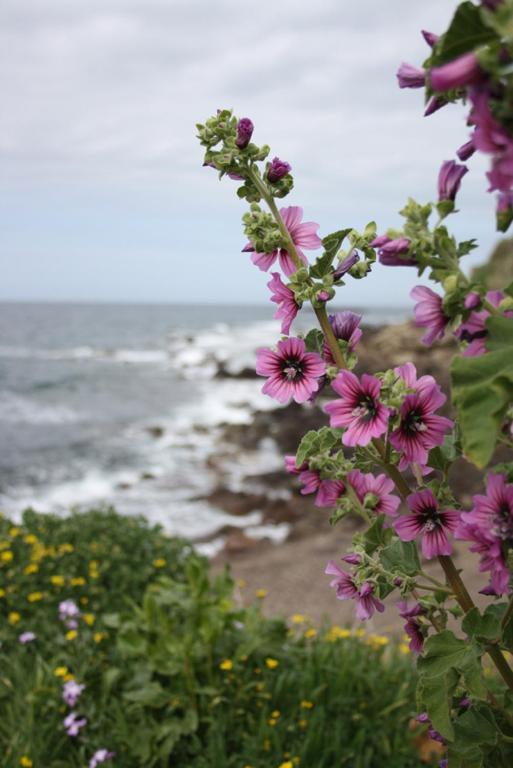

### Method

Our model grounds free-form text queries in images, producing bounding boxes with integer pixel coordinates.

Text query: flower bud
[236,118,254,149]
[267,157,292,183]
[316,289,330,302]
[430,52,483,92]
[377,237,416,266]
[333,250,359,280]
[437,160,468,202]
[424,96,447,117]
[496,191,513,232]
[464,292,481,310]
[421,30,438,48]
[396,63,426,89]
[456,138,475,161]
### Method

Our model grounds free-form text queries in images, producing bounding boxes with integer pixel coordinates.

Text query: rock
[140,471,156,480]
[146,426,164,438]
[224,530,260,554]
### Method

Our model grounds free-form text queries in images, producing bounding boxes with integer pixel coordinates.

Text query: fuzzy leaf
[321,228,352,258]
[417,669,457,741]
[380,538,421,576]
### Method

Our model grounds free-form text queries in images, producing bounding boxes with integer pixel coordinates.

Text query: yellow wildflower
[279,762,293,768]
[83,613,95,626]
[219,659,233,671]
[399,643,411,655]
[300,700,314,709]
[325,625,351,642]
[27,591,43,602]
[263,739,271,751]
[66,629,78,641]
[256,589,267,598]
[298,719,308,729]
[19,757,33,767]
[265,657,279,669]
[268,717,277,726]
[64,673,74,682]
[24,534,37,544]
[0,588,5,598]
[54,666,69,677]
[70,577,86,586]
[59,543,74,554]
[271,710,280,718]
[8,611,21,625]
[304,628,317,639]
[24,563,38,575]
[354,628,366,638]
[9,527,21,537]
[153,558,166,568]
[93,632,105,643]
[1,550,13,562]
[51,575,65,586]
[80,596,89,605]
[290,613,306,624]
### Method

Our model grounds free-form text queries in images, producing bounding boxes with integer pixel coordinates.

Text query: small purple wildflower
[89,749,115,768]
[64,711,87,737]
[63,679,86,707]
[18,631,36,644]
[396,63,426,89]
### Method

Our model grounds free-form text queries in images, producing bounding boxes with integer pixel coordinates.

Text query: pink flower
[430,52,483,92]
[284,455,307,475]
[324,561,384,620]
[457,138,475,161]
[325,370,390,447]
[298,469,321,495]
[245,206,321,276]
[347,469,400,517]
[64,711,87,737]
[397,601,425,653]
[421,30,439,48]
[256,337,326,404]
[63,679,86,707]
[455,290,504,356]
[377,237,416,267]
[390,366,453,468]
[59,599,80,623]
[268,273,299,335]
[315,479,346,508]
[18,631,36,644]
[323,311,362,362]
[411,286,449,345]
[456,474,513,595]
[393,489,460,559]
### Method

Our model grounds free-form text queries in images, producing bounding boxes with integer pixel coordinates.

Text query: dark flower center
[282,357,303,380]
[402,407,427,436]
[493,501,513,543]
[352,395,377,422]
[420,505,440,533]
[459,328,487,343]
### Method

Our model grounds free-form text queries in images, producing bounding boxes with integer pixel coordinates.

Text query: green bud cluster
[242,205,283,254]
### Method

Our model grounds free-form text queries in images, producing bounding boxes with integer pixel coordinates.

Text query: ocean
[0,302,408,550]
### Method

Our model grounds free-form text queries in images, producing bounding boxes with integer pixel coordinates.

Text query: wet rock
[146,426,165,438]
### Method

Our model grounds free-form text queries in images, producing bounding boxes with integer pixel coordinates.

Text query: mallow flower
[325,370,390,446]
[244,206,321,276]
[267,273,299,335]
[393,489,460,559]
[256,337,325,404]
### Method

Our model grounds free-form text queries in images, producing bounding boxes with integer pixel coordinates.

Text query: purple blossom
[456,474,513,595]
[59,599,80,622]
[298,469,321,495]
[393,489,460,559]
[342,553,362,565]
[396,63,426,89]
[389,373,453,468]
[325,561,384,620]
[333,250,359,280]
[18,631,36,644]
[457,138,475,161]
[235,117,254,149]
[377,237,416,267]
[89,750,115,768]
[256,337,326,404]
[464,291,481,310]
[455,290,505,356]
[246,205,321,277]
[416,713,446,746]
[63,679,86,707]
[64,711,87,737]
[323,311,362,362]
[284,455,308,475]
[397,601,425,653]
[325,370,390,447]
[370,234,391,248]
[437,160,468,202]
[267,156,292,183]
[315,479,346,508]
[411,285,449,345]
[267,272,300,335]
[430,52,483,92]
[347,469,400,517]
[421,30,439,48]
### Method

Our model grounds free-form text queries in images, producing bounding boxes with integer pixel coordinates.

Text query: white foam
[0,392,80,424]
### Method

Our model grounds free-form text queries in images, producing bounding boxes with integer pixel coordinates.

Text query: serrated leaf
[417,669,457,741]
[462,604,507,643]
[433,2,497,66]
[362,515,389,554]
[304,328,324,354]
[418,631,469,678]
[321,228,352,258]
[380,538,421,576]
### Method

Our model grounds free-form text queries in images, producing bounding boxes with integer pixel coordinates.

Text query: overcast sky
[0,0,501,306]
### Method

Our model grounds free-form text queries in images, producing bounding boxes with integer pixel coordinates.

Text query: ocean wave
[0,392,80,424]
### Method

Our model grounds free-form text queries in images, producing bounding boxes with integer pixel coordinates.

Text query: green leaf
[124,682,170,708]
[433,2,497,66]
[380,538,421,576]
[462,605,507,643]
[321,228,352,258]
[362,515,389,554]
[417,669,457,741]
[417,631,470,678]
[451,316,513,468]
[304,328,324,354]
